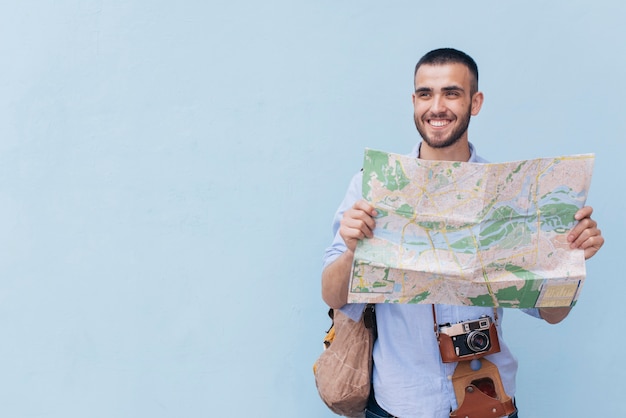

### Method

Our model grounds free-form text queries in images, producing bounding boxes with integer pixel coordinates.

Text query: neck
[418,139,471,162]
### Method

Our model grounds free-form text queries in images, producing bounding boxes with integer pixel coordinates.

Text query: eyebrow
[442,85,464,93]
[414,85,465,93]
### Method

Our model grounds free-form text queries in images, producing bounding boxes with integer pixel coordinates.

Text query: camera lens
[467,331,490,352]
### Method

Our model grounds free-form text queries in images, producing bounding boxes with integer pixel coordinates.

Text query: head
[414,48,479,96]
[412,48,483,156]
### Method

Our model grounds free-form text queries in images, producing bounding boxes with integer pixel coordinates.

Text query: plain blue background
[0,1,623,416]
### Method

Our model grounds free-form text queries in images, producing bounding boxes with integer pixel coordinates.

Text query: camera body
[438,316,500,363]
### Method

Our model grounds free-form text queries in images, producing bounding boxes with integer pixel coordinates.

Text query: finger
[570,226,603,256]
[583,233,605,260]
[353,199,377,217]
[568,216,597,243]
[569,222,594,248]
[346,201,377,231]
[574,206,593,221]
[339,204,378,250]
[342,215,375,238]
[346,209,376,236]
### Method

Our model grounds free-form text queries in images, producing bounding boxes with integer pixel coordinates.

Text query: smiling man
[321,48,604,418]
[413,57,482,158]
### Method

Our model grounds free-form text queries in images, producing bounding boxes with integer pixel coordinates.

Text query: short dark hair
[414,48,479,95]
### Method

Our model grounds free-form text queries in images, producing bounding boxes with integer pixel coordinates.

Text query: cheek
[455,102,469,112]
[451,102,472,117]
[413,103,428,117]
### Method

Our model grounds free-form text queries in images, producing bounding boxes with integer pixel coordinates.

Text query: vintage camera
[437,316,501,362]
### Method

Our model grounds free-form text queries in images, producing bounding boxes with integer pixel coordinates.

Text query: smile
[428,119,451,127]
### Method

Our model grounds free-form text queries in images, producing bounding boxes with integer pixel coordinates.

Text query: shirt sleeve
[322,171,363,269]
[321,171,366,319]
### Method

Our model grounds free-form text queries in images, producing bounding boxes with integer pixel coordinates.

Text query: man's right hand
[322,200,377,308]
[339,200,378,253]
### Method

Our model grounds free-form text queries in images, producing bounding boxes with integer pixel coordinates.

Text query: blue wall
[0,1,623,416]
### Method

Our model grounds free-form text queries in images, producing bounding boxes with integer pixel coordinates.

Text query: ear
[470,91,484,116]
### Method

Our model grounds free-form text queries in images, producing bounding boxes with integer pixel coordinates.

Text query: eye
[445,90,461,98]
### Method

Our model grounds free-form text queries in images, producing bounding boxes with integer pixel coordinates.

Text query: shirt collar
[409,141,481,163]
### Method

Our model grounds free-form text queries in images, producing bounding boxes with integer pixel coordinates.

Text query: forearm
[538,307,572,324]
[321,250,354,309]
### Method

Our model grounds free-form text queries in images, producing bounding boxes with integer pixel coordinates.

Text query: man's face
[412,63,482,149]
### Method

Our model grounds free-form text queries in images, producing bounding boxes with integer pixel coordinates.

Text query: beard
[414,107,472,149]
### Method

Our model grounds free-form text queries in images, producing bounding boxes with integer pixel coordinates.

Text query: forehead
[414,63,472,90]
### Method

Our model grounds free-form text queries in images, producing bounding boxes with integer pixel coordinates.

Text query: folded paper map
[348,149,595,308]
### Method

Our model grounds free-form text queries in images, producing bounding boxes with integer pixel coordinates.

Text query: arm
[538,206,604,324]
[322,200,377,309]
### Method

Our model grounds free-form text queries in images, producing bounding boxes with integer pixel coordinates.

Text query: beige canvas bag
[313,305,376,417]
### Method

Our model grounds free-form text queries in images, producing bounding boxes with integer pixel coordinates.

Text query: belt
[366,393,397,417]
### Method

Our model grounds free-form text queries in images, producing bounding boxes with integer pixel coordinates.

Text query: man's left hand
[568,206,604,260]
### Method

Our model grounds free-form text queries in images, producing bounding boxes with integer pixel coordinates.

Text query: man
[321,48,604,418]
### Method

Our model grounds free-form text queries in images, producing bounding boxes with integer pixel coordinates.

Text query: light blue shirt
[322,142,540,418]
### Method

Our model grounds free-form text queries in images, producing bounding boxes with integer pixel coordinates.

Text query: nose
[430,94,447,115]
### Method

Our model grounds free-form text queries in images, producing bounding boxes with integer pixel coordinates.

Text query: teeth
[429,120,450,127]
